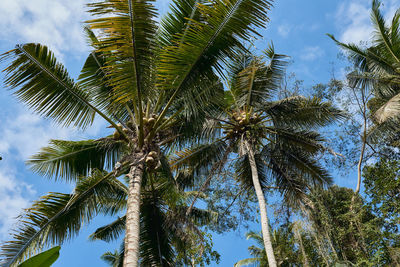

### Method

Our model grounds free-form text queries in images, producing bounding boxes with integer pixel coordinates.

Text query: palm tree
[234,229,299,267]
[329,0,400,195]
[0,0,274,266]
[0,137,215,267]
[172,47,343,266]
[91,166,218,266]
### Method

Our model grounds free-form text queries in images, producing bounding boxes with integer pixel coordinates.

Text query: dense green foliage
[3,0,400,266]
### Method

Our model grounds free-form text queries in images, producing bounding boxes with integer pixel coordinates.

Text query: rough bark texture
[245,140,277,267]
[124,152,145,267]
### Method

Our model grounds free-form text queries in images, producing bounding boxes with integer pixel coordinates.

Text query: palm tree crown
[0,0,275,266]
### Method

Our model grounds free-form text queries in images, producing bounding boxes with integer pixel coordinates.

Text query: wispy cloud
[300,46,324,61]
[277,24,291,38]
[0,0,90,59]
[0,166,36,240]
[335,0,399,44]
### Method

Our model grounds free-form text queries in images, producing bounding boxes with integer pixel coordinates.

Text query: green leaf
[17,246,60,267]
[1,44,97,129]
[28,138,127,182]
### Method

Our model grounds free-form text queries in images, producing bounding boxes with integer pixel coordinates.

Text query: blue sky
[0,0,399,266]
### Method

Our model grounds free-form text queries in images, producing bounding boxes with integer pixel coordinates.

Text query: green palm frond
[90,216,126,242]
[371,0,400,64]
[140,192,174,266]
[265,96,345,129]
[0,169,127,267]
[232,46,289,109]
[87,0,157,104]
[266,127,325,154]
[170,139,229,176]
[27,138,127,182]
[101,244,124,267]
[234,153,269,191]
[154,0,272,128]
[234,257,259,267]
[328,34,393,74]
[0,44,99,129]
[78,49,130,121]
[158,0,205,48]
[246,230,264,246]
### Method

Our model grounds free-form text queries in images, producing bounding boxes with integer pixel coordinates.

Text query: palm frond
[371,0,400,64]
[0,170,126,267]
[27,138,127,182]
[87,0,158,104]
[78,49,130,121]
[90,216,126,242]
[170,139,228,176]
[265,96,345,129]
[234,153,269,191]
[158,0,205,48]
[0,44,102,129]
[155,0,272,127]
[234,257,259,267]
[266,127,325,154]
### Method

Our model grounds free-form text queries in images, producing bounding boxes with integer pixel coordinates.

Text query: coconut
[146,156,155,164]
[113,130,120,139]
[143,118,149,125]
[148,151,157,158]
[148,117,156,126]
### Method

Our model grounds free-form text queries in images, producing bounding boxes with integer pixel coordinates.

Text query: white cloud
[0,103,106,240]
[0,105,106,160]
[0,0,90,59]
[0,167,36,240]
[300,46,324,61]
[335,0,400,44]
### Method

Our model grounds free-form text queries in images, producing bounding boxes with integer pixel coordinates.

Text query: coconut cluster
[224,110,262,139]
[145,150,160,170]
[113,123,131,140]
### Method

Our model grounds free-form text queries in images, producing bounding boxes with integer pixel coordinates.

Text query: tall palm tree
[329,0,400,195]
[92,166,217,266]
[0,137,214,267]
[172,47,343,266]
[0,0,273,266]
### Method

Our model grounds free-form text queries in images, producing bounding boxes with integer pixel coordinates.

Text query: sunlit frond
[28,138,127,182]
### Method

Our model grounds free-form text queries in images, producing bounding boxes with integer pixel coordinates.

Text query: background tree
[173,46,343,266]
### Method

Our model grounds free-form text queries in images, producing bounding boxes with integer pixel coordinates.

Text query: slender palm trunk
[245,140,277,267]
[124,152,145,267]
[294,226,309,267]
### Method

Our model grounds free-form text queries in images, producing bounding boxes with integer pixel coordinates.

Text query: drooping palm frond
[234,153,269,191]
[265,96,345,129]
[265,127,325,154]
[27,138,127,182]
[169,139,229,176]
[0,44,103,129]
[90,216,126,242]
[0,169,127,267]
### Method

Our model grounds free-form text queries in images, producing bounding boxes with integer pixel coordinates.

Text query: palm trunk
[294,226,309,267]
[124,152,145,267]
[245,140,277,267]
